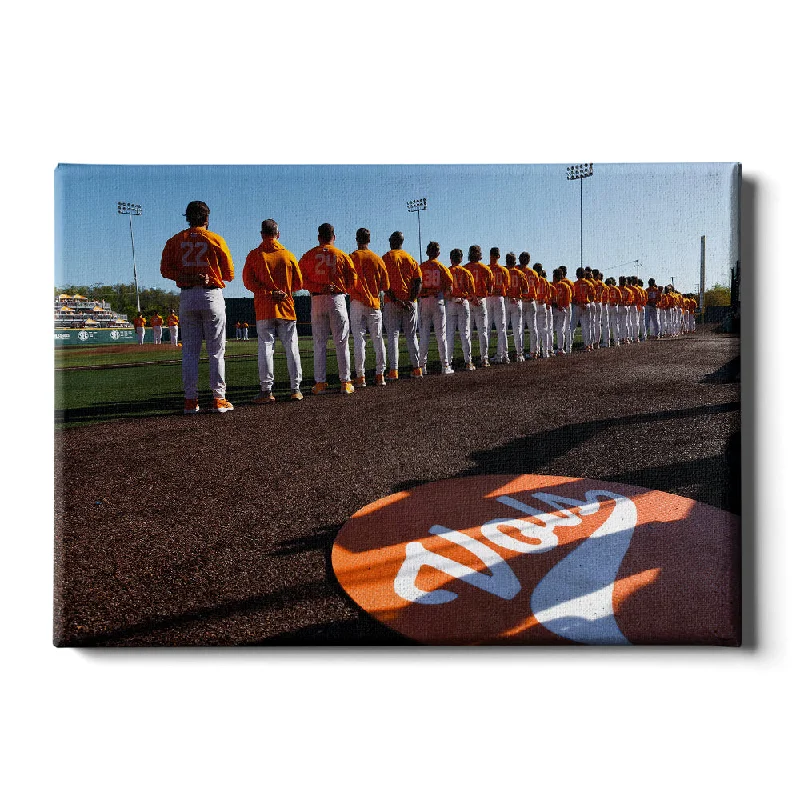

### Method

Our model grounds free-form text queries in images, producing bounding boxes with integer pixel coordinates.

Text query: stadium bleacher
[54,294,132,329]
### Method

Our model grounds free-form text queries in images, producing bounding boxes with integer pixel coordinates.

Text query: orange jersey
[166,314,179,326]
[464,261,493,298]
[488,264,510,297]
[149,315,163,327]
[688,298,697,312]
[520,268,538,300]
[573,278,593,304]
[133,315,145,327]
[606,285,622,305]
[554,279,573,308]
[298,244,357,295]
[448,265,476,299]
[382,249,422,302]
[418,259,454,298]
[535,274,551,303]
[242,239,303,321]
[507,268,529,299]
[621,286,635,305]
[349,249,390,309]
[160,226,234,289]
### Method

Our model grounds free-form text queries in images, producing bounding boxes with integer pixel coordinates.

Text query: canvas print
[54,163,741,646]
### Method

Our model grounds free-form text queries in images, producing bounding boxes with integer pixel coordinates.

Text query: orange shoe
[411,367,423,378]
[375,373,386,386]
[354,375,367,388]
[387,369,399,381]
[211,397,234,413]
[312,382,328,395]
[341,381,355,395]
[183,398,200,415]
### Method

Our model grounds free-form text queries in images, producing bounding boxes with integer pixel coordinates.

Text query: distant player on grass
[160,200,235,414]
[167,309,180,346]
[133,312,146,345]
[242,218,304,404]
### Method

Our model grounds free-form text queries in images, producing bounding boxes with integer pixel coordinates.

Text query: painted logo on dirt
[331,475,740,645]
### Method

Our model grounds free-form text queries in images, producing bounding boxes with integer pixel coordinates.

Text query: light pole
[566,163,594,270]
[406,197,427,263]
[117,201,142,313]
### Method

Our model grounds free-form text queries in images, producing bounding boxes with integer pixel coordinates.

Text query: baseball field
[53,325,740,646]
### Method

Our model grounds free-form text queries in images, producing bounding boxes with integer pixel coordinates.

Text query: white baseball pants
[350,299,386,377]
[311,294,350,383]
[179,287,227,400]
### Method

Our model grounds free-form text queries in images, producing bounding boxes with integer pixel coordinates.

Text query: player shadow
[257,524,413,646]
[57,574,340,647]
[54,393,187,426]
[700,355,740,384]
[391,400,740,507]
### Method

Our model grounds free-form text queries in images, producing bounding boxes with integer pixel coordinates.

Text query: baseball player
[241,321,250,340]
[582,267,597,349]
[298,223,357,395]
[535,265,554,358]
[487,247,510,363]
[505,253,528,362]
[465,245,494,367]
[645,278,661,339]
[149,311,164,344]
[235,321,242,340]
[418,241,454,375]
[591,269,604,347]
[634,278,646,341]
[519,252,539,360]
[444,248,476,370]
[595,272,611,348]
[687,295,697,331]
[552,267,573,355]
[571,267,593,351]
[605,278,622,346]
[349,227,390,387]
[133,312,146,345]
[160,200,235,414]
[242,218,304,403]
[382,231,423,380]
[167,309,179,346]
[619,276,635,343]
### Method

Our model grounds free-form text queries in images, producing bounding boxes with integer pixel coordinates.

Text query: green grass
[54,329,580,428]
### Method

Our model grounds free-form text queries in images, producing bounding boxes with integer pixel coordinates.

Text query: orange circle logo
[332,475,740,645]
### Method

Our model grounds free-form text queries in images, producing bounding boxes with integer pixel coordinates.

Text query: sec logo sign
[332,475,740,645]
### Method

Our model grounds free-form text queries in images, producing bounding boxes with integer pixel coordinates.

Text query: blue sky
[55,162,738,298]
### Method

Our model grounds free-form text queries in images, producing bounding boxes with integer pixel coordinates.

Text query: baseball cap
[184,201,210,218]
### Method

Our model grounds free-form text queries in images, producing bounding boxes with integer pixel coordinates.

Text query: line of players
[241,219,697,404]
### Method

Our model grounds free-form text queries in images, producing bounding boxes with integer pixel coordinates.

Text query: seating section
[55,294,133,329]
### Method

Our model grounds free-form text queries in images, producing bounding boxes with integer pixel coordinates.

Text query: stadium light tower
[566,163,594,271]
[117,201,142,313]
[407,197,427,263]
